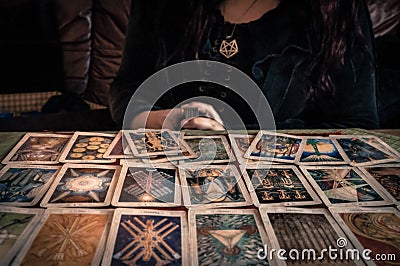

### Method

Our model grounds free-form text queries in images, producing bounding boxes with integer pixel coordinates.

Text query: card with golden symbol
[244,131,304,163]
[11,208,113,266]
[240,165,321,207]
[178,164,252,209]
[0,164,60,207]
[0,207,43,266]
[102,208,188,266]
[111,163,181,207]
[40,164,121,208]
[300,166,393,207]
[59,132,117,164]
[329,207,400,266]
[103,131,135,159]
[2,133,70,164]
[188,208,279,266]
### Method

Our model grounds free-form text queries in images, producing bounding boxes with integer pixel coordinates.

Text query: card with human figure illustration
[244,131,304,163]
[41,164,120,208]
[11,208,112,266]
[2,133,70,164]
[111,163,181,207]
[102,208,188,266]
[241,165,321,207]
[300,166,393,207]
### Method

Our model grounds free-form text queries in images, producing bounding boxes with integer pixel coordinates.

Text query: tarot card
[241,165,321,207]
[178,164,252,208]
[330,207,400,266]
[12,208,113,266]
[59,132,117,164]
[300,166,393,207]
[296,137,349,165]
[41,164,120,208]
[360,135,400,159]
[0,164,59,207]
[0,207,43,266]
[259,207,359,265]
[103,131,135,159]
[228,133,261,165]
[102,208,188,266]
[244,131,303,163]
[111,163,181,207]
[2,133,70,164]
[188,208,277,266]
[360,164,400,205]
[330,135,398,166]
[182,135,233,164]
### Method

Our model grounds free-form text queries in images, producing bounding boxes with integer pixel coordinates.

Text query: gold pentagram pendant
[219,39,238,59]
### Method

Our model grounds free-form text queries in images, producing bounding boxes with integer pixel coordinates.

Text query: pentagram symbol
[220,39,239,59]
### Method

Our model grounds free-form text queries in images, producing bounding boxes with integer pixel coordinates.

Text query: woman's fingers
[181,117,225,130]
[180,102,224,125]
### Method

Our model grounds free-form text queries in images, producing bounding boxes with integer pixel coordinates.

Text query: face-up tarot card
[59,132,117,164]
[102,209,188,266]
[296,137,349,165]
[179,165,252,208]
[360,135,400,159]
[0,164,59,207]
[103,131,135,159]
[244,131,303,163]
[360,164,400,205]
[189,208,276,266]
[41,164,120,208]
[12,208,112,266]
[259,207,359,265]
[112,163,181,207]
[330,207,400,266]
[0,207,43,266]
[300,166,392,207]
[330,135,398,166]
[241,165,321,207]
[2,133,70,164]
[228,134,262,165]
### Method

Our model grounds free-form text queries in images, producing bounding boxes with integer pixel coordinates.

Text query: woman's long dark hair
[165,0,369,97]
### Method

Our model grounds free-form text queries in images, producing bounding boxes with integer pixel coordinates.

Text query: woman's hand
[181,117,225,130]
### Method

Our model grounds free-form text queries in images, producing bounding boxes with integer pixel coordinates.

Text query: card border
[103,130,134,159]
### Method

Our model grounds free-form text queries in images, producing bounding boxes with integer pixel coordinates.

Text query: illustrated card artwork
[244,131,303,163]
[0,207,43,266]
[360,164,400,205]
[41,164,120,208]
[0,164,59,207]
[330,135,398,166]
[228,134,261,165]
[241,165,321,207]
[189,208,275,266]
[296,137,348,165]
[259,208,358,265]
[2,133,70,164]
[59,132,116,164]
[112,163,181,207]
[12,208,112,266]
[179,165,252,208]
[103,131,134,159]
[300,166,392,207]
[361,135,400,159]
[330,207,400,266]
[102,209,188,266]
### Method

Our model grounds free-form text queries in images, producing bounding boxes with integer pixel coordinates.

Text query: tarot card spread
[41,164,120,207]
[183,135,232,164]
[112,164,180,207]
[2,133,70,164]
[0,165,59,206]
[242,165,321,207]
[300,166,391,207]
[297,137,348,165]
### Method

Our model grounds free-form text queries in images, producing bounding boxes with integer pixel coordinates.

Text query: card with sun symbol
[295,137,349,165]
[0,207,43,266]
[102,208,188,266]
[12,208,112,266]
[189,208,277,266]
[103,131,135,159]
[178,164,252,209]
[240,165,321,207]
[300,166,393,207]
[40,164,121,208]
[2,133,71,164]
[59,132,117,164]
[111,163,181,207]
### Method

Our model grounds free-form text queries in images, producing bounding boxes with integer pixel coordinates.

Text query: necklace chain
[224,0,259,39]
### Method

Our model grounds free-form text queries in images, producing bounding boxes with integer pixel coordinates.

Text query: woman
[110,0,378,130]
